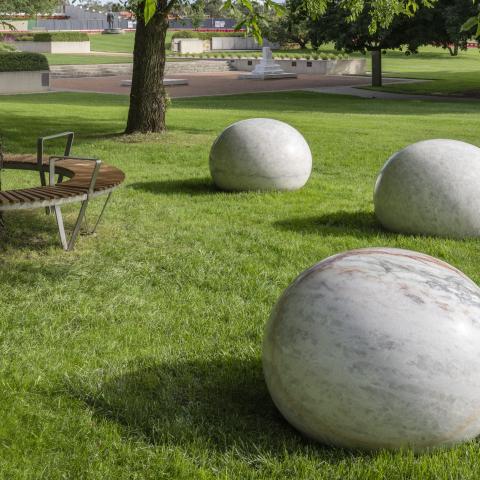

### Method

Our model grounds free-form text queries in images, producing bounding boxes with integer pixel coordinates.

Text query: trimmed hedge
[32,32,89,42]
[171,31,245,41]
[0,52,49,72]
[0,42,16,52]
[0,32,89,42]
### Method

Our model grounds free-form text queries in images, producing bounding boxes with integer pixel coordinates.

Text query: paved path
[304,78,480,102]
[51,72,479,102]
[51,72,418,98]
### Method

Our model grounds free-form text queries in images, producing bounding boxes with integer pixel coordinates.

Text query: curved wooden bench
[0,132,125,250]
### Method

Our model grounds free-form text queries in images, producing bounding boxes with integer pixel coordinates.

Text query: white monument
[240,47,297,80]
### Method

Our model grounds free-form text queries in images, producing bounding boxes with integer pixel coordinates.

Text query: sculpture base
[239,73,297,80]
[121,78,189,87]
[102,28,124,34]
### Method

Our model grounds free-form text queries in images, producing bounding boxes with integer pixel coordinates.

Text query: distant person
[107,11,114,29]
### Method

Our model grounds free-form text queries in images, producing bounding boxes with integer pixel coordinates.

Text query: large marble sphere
[374,139,480,238]
[209,118,312,191]
[263,248,480,451]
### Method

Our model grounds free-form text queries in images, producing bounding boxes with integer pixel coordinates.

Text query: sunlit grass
[1,91,480,478]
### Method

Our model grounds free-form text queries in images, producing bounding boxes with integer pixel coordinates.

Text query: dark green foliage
[265,0,311,48]
[390,0,479,56]
[32,32,90,42]
[0,52,49,72]
[310,0,478,55]
[0,32,89,42]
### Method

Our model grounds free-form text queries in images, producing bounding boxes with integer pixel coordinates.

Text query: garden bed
[5,32,90,54]
[0,52,49,93]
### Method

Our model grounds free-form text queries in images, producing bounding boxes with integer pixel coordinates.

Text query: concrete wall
[210,37,278,50]
[177,39,205,54]
[0,71,49,94]
[172,38,211,53]
[50,60,233,78]
[15,41,91,54]
[229,58,366,75]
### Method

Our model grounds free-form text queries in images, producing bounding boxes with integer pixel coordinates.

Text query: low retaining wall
[15,41,91,54]
[50,60,233,78]
[0,71,49,94]
[229,58,366,75]
[49,58,365,78]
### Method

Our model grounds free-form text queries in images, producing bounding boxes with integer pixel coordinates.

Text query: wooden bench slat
[0,154,125,211]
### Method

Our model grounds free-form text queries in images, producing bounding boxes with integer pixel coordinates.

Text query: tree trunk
[298,39,307,49]
[371,49,382,87]
[448,44,459,56]
[125,11,169,134]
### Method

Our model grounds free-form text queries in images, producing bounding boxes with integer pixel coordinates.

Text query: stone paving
[50,71,399,98]
[51,71,480,102]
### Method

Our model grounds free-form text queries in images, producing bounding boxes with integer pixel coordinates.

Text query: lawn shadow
[274,210,385,237]
[129,177,218,196]
[0,209,61,251]
[68,357,371,462]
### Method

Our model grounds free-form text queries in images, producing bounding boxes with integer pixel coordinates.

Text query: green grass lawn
[46,54,133,65]
[358,46,480,96]
[2,91,480,479]
[89,30,174,53]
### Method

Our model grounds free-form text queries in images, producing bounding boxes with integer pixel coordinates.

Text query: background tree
[125,0,434,134]
[390,0,478,56]
[310,0,474,87]
[185,0,206,29]
[0,0,58,27]
[310,6,419,87]
[203,0,224,18]
[265,0,311,49]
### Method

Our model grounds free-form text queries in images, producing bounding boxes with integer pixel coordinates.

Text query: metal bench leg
[54,199,92,251]
[89,192,112,235]
[54,206,68,250]
[0,213,5,230]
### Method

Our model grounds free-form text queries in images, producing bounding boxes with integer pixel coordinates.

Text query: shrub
[0,52,49,72]
[33,32,89,42]
[0,32,33,41]
[0,42,16,52]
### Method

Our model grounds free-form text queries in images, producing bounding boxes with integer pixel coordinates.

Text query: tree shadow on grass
[0,210,60,251]
[68,357,370,462]
[274,210,385,237]
[129,177,219,196]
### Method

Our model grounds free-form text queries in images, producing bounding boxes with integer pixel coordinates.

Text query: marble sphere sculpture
[209,118,312,191]
[374,139,480,238]
[263,248,480,451]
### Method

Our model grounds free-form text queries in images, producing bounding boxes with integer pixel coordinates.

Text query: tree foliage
[265,0,311,49]
[0,0,58,15]
[310,0,476,55]
[0,0,58,29]
[143,0,433,42]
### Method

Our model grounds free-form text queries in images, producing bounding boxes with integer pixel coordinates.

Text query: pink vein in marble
[263,248,480,451]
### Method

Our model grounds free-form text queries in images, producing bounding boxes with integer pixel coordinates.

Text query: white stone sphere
[263,248,480,451]
[374,139,480,238]
[209,118,312,191]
